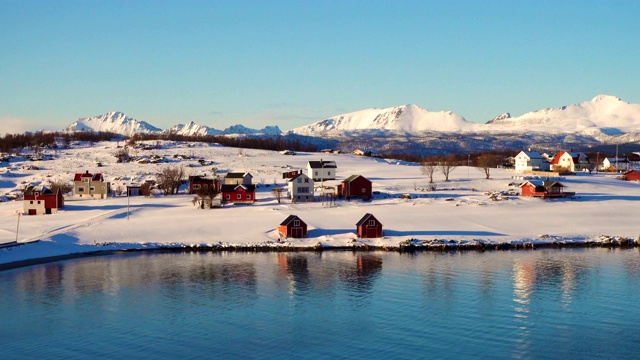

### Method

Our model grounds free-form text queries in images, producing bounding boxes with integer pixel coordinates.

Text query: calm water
[2,248,640,359]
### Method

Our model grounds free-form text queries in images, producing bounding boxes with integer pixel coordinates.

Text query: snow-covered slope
[64,112,162,137]
[222,124,282,135]
[292,104,479,134]
[167,121,222,136]
[485,95,640,134]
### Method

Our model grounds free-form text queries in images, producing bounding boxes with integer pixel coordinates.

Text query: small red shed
[278,215,308,238]
[624,170,640,181]
[339,175,372,201]
[356,213,383,238]
[221,184,256,203]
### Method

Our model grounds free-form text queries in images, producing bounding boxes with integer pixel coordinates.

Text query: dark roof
[74,172,103,182]
[24,185,59,196]
[342,174,369,183]
[308,160,337,169]
[288,172,311,182]
[226,172,251,178]
[280,215,305,226]
[221,184,256,192]
[356,213,381,226]
[189,175,216,182]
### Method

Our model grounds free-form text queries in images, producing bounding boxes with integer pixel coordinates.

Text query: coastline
[2,235,638,272]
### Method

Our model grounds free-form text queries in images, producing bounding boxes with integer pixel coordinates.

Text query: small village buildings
[287,172,314,202]
[338,175,372,201]
[356,213,383,238]
[224,172,253,185]
[23,185,64,215]
[602,158,629,172]
[188,175,220,194]
[221,184,256,204]
[514,151,550,173]
[278,215,308,238]
[623,170,640,181]
[519,179,574,198]
[550,151,591,173]
[126,185,142,196]
[307,160,337,181]
[73,171,110,199]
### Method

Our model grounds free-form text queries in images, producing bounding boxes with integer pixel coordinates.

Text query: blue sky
[1,0,639,132]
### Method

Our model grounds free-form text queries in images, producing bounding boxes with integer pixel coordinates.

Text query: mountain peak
[64,112,162,136]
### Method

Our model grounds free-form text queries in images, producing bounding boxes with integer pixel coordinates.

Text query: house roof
[73,171,103,182]
[605,157,629,163]
[342,174,369,184]
[221,184,256,192]
[225,172,251,178]
[518,151,544,159]
[189,175,216,182]
[308,160,337,169]
[280,215,305,226]
[519,180,544,187]
[356,213,382,226]
[288,172,311,182]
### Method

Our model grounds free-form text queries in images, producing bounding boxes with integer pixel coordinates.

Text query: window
[37,201,41,204]
[193,184,201,190]
[304,178,309,183]
[294,220,300,226]
[362,188,366,193]
[328,171,331,176]
[83,178,89,183]
[297,178,302,183]
[90,187,95,191]
[30,201,33,204]
[78,187,85,192]
[369,220,375,226]
[226,195,230,200]
[237,194,241,199]
[298,187,309,193]
[246,194,251,199]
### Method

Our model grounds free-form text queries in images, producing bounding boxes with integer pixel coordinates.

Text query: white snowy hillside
[222,124,282,135]
[64,112,162,137]
[485,95,640,135]
[291,104,479,134]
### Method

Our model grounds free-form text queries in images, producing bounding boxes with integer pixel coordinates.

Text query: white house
[288,172,314,202]
[550,151,590,172]
[602,158,629,172]
[514,151,550,173]
[224,172,253,185]
[307,160,337,181]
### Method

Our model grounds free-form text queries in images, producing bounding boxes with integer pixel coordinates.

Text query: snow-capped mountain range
[62,95,640,154]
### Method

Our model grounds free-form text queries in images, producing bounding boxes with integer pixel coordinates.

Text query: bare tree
[476,154,501,179]
[438,154,458,182]
[272,184,285,203]
[156,165,185,195]
[49,179,73,195]
[193,185,220,209]
[140,182,153,197]
[420,157,437,183]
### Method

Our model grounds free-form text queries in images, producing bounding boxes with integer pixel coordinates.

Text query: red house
[338,175,372,201]
[221,184,256,204]
[356,213,383,238]
[188,175,220,194]
[23,185,64,215]
[519,179,574,198]
[624,170,640,181]
[278,215,308,238]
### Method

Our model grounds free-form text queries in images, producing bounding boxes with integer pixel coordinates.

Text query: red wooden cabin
[338,175,372,201]
[23,185,64,215]
[278,215,308,238]
[356,213,383,238]
[624,170,640,181]
[221,184,256,203]
[519,180,574,198]
[188,175,220,194]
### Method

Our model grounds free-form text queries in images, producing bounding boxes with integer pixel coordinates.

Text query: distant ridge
[64,112,162,137]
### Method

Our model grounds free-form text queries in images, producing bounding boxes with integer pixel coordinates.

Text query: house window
[78,187,85,192]
[304,178,309,183]
[193,184,201,190]
[246,194,251,199]
[83,178,89,183]
[237,194,241,199]
[315,171,318,176]
[297,178,302,183]
[299,187,309,193]
[90,186,95,191]
[328,171,331,176]
[226,195,230,200]
[362,188,366,193]
[30,201,33,204]
[37,201,41,204]
[294,220,300,226]
[369,220,375,226]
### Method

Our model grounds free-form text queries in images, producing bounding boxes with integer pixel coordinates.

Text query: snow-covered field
[1,141,639,267]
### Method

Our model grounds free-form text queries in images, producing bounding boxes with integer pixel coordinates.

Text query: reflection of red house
[519,180,574,198]
[278,215,308,238]
[624,170,640,181]
[338,175,372,201]
[188,175,220,194]
[23,185,64,215]
[221,184,256,203]
[356,213,383,238]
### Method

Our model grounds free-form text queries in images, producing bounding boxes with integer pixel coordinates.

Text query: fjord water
[2,249,640,359]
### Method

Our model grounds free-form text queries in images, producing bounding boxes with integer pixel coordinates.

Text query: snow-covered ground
[1,141,639,267]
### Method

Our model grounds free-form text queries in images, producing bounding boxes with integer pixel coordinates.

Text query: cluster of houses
[515,150,638,174]
[279,213,383,239]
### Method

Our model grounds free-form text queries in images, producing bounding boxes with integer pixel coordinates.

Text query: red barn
[624,170,640,181]
[356,213,383,238]
[221,184,256,204]
[23,185,64,215]
[338,175,372,201]
[278,215,308,238]
[519,179,574,198]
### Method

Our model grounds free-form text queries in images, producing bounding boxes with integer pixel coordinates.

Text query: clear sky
[1,0,639,133]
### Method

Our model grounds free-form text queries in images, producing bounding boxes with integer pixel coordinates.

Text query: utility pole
[15,212,21,243]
